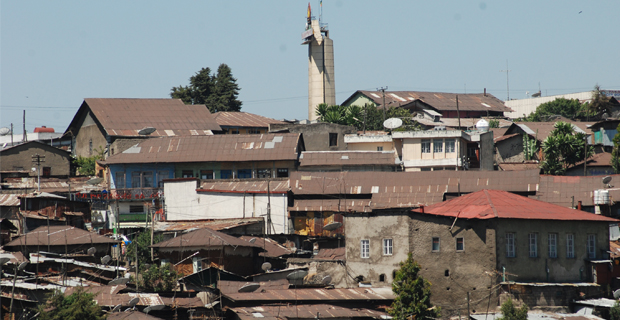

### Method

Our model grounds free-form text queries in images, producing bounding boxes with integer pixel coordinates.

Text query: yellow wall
[402,138,463,161]
[347,141,394,152]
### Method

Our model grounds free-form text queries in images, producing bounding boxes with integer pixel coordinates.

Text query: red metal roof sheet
[416,189,619,222]
[103,134,301,164]
[214,112,287,128]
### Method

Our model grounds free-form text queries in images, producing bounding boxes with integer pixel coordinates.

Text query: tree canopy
[316,103,419,132]
[611,123,620,174]
[521,98,591,122]
[140,263,181,292]
[127,231,163,266]
[37,287,104,320]
[171,64,242,113]
[541,121,593,175]
[497,298,528,320]
[389,253,440,320]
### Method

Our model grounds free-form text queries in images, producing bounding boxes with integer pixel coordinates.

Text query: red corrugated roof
[416,189,618,222]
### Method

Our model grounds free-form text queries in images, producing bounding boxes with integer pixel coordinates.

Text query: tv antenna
[500,60,510,101]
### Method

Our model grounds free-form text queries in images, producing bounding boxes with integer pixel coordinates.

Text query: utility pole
[584,134,588,176]
[500,60,510,101]
[378,86,388,122]
[32,154,45,192]
[23,110,27,142]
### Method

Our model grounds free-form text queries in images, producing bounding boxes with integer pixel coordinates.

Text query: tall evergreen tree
[170,64,242,113]
[389,253,440,320]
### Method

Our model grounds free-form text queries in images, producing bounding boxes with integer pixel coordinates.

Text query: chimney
[577,201,582,210]
[484,88,487,97]
[419,205,425,213]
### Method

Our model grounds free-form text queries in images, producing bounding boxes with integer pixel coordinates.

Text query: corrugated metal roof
[77,98,221,137]
[497,162,540,171]
[214,112,287,128]
[103,133,301,164]
[107,311,164,320]
[4,225,119,247]
[198,179,289,194]
[534,174,620,207]
[223,287,395,302]
[299,151,398,167]
[314,247,346,261]
[515,121,595,142]
[416,189,619,222]
[0,194,20,206]
[349,90,512,113]
[230,304,388,320]
[151,227,262,250]
[218,279,290,294]
[238,236,295,257]
[1,177,104,193]
[416,117,513,129]
[155,218,264,232]
[291,199,374,212]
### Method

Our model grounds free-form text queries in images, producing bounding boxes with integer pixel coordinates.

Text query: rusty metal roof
[514,121,595,142]
[345,90,512,113]
[416,189,619,222]
[610,241,620,259]
[291,199,374,212]
[417,117,514,129]
[224,287,394,302]
[4,225,119,247]
[103,133,301,164]
[314,247,346,261]
[573,152,612,168]
[0,194,20,206]
[218,279,290,294]
[214,112,287,128]
[155,218,264,232]
[151,227,262,250]
[107,311,164,320]
[238,236,295,257]
[67,98,221,137]
[299,151,398,167]
[497,162,541,171]
[198,179,289,194]
[64,285,126,297]
[534,174,620,207]
[230,304,388,320]
[1,177,104,193]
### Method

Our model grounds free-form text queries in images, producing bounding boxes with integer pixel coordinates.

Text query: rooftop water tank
[476,119,489,132]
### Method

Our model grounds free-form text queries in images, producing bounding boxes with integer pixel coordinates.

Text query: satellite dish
[0,257,11,265]
[603,176,612,185]
[323,222,342,231]
[286,270,308,280]
[128,297,140,307]
[0,127,10,136]
[109,277,130,285]
[261,262,272,271]
[205,301,219,309]
[87,247,97,255]
[238,282,261,293]
[614,288,620,299]
[321,275,332,285]
[111,304,121,313]
[101,255,112,265]
[249,238,257,244]
[383,118,403,130]
[138,127,156,136]
[18,261,28,271]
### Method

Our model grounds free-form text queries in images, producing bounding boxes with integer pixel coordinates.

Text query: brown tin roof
[223,287,394,302]
[151,227,262,250]
[497,162,541,171]
[314,247,346,261]
[214,112,287,128]
[66,98,221,137]
[103,133,301,164]
[155,218,264,233]
[230,304,387,320]
[535,174,620,207]
[238,236,295,258]
[299,151,398,167]
[4,225,119,247]
[218,279,290,294]
[198,179,289,194]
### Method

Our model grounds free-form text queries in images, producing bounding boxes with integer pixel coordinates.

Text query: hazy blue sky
[2,1,619,134]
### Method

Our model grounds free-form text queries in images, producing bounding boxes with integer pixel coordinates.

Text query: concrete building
[505,90,620,119]
[0,141,72,178]
[302,4,335,121]
[344,132,395,152]
[391,130,469,171]
[269,122,356,151]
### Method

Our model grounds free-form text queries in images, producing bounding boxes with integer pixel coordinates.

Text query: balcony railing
[111,188,163,200]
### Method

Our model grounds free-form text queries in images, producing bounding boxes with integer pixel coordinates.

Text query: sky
[2,1,619,135]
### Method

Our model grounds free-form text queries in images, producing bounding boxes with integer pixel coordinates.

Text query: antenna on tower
[500,60,510,101]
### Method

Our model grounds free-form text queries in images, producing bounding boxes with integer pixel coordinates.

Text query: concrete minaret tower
[302,3,335,121]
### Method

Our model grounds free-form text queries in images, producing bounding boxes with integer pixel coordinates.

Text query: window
[277,168,289,178]
[131,172,141,188]
[377,146,383,151]
[192,256,203,273]
[248,128,261,134]
[379,274,386,282]
[566,234,575,258]
[383,239,393,255]
[257,168,272,178]
[42,167,51,177]
[142,171,154,188]
[230,128,239,134]
[329,133,338,147]
[157,171,169,187]
[238,169,252,179]
[548,233,557,258]
[115,171,126,189]
[432,237,440,252]
[433,139,443,153]
[421,139,431,153]
[506,233,515,257]
[587,234,596,259]
[200,170,214,179]
[445,139,456,153]
[129,205,144,213]
[221,170,232,179]
[361,240,370,258]
[456,238,464,251]
[181,170,193,178]
[529,233,538,258]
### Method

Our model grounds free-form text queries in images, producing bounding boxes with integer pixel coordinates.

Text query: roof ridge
[484,189,499,218]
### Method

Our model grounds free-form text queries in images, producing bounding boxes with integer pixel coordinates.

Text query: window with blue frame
[237,169,252,179]
[221,170,232,179]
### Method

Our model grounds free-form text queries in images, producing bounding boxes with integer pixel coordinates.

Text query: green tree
[489,119,500,128]
[171,64,242,113]
[140,263,181,292]
[127,231,163,266]
[497,298,528,320]
[389,253,440,320]
[37,287,104,320]
[611,301,620,320]
[611,123,620,173]
[586,84,612,117]
[315,103,362,127]
[521,98,590,122]
[541,122,593,175]
[317,103,419,132]
[74,146,105,176]
[523,134,537,161]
